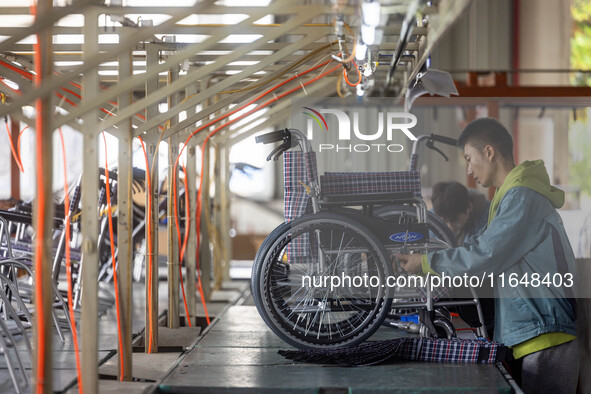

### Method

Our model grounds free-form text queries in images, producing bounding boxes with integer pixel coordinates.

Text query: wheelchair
[251,128,488,350]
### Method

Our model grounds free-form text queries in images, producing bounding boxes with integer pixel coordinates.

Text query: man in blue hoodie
[397,118,578,394]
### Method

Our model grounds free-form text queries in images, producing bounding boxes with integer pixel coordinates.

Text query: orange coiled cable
[343,60,362,87]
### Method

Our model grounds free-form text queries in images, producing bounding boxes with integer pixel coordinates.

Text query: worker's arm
[425,188,544,276]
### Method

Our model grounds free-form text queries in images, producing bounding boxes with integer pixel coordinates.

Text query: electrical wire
[58,127,83,393]
[17,124,29,165]
[5,118,24,172]
[137,135,156,353]
[101,131,125,379]
[343,60,361,87]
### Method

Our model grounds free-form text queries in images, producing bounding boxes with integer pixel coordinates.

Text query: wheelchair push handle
[255,128,291,144]
[255,129,293,161]
[425,134,458,162]
[255,128,313,161]
[429,134,457,147]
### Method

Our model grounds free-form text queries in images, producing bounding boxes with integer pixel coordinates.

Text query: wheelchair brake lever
[266,139,291,161]
[426,140,449,162]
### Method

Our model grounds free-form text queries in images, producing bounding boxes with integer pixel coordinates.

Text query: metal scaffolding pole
[184,79,198,326]
[81,8,99,394]
[167,66,180,328]
[32,0,54,392]
[145,44,159,353]
[185,144,197,325]
[200,143,212,301]
[116,33,134,381]
[213,143,222,288]
[220,143,231,282]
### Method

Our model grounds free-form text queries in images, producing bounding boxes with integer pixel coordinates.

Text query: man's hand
[395,253,424,274]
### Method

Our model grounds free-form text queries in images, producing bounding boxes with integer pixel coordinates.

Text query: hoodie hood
[488,160,564,225]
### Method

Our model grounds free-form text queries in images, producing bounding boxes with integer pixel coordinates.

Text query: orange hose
[58,128,83,392]
[16,124,30,164]
[101,132,125,379]
[343,61,361,87]
[137,136,155,353]
[5,119,24,172]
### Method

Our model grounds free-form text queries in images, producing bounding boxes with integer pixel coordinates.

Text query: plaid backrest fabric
[320,171,421,197]
[284,151,318,260]
[284,151,317,222]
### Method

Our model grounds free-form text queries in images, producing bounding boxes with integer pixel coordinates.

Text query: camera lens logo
[302,107,328,131]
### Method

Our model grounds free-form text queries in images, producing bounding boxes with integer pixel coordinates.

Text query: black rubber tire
[250,220,291,306]
[251,211,393,349]
[374,205,457,247]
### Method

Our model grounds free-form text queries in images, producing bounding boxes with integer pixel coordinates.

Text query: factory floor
[158,301,514,393]
[0,262,516,393]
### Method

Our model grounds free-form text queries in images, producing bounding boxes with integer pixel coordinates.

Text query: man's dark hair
[458,118,514,160]
[432,181,470,221]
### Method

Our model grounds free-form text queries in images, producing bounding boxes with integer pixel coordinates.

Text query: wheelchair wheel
[374,205,457,247]
[251,211,393,349]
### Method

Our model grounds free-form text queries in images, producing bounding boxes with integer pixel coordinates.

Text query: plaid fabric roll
[398,337,503,364]
[278,337,508,366]
[320,171,421,197]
